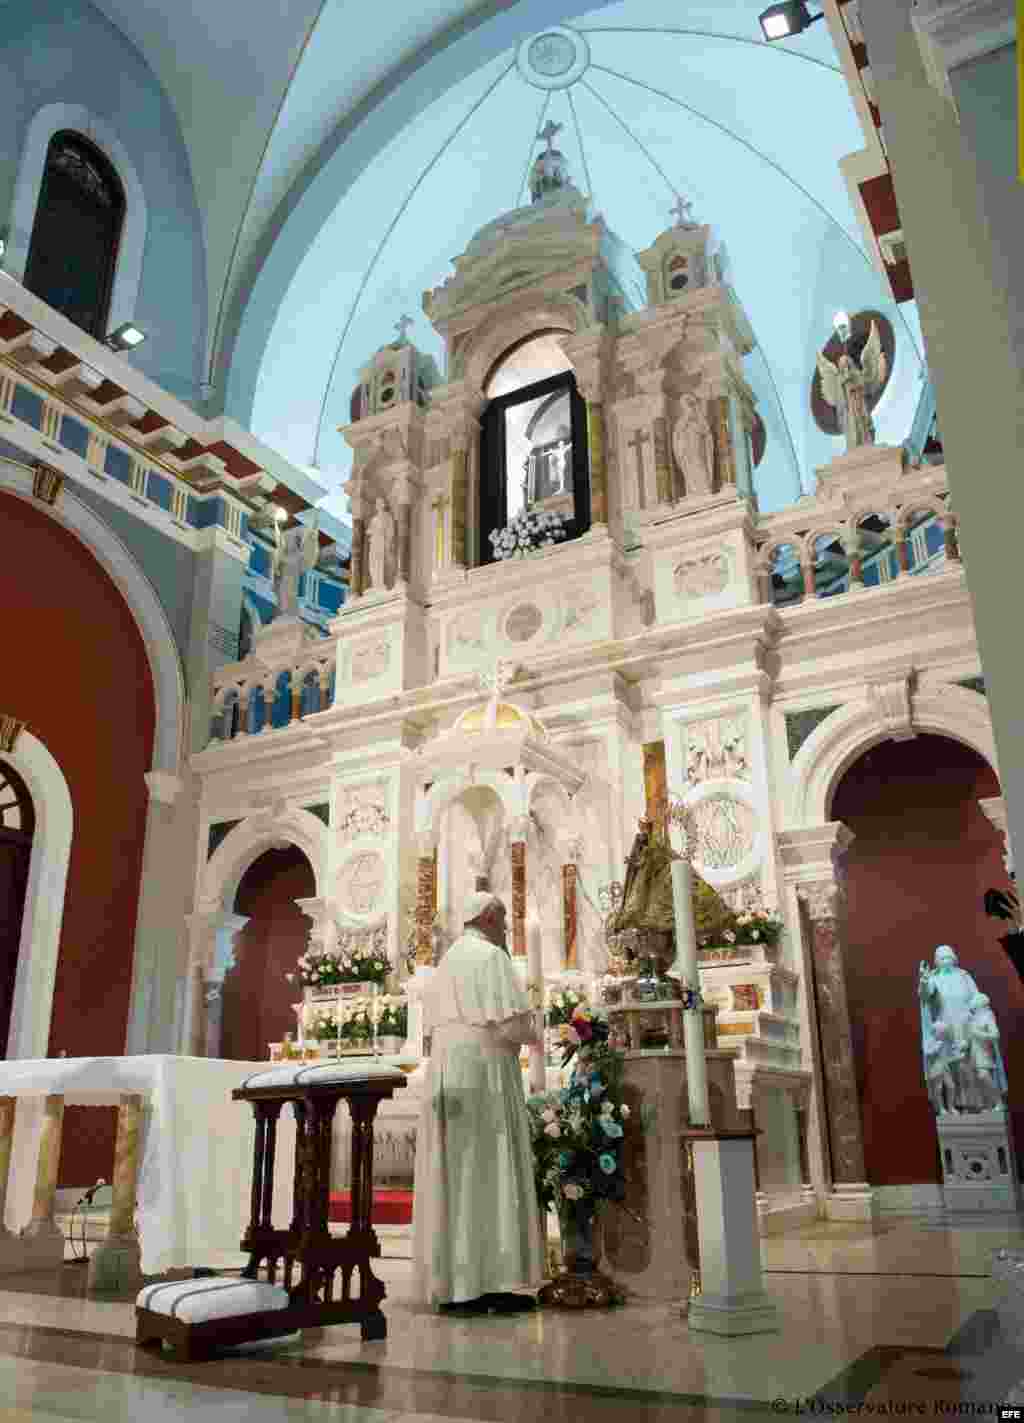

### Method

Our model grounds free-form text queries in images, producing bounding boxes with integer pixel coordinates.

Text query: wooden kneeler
[135,1061,407,1361]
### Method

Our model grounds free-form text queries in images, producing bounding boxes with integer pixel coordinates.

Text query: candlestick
[670,860,709,1126]
[527,923,547,1094]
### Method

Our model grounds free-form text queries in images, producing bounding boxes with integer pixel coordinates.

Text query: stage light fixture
[106,322,147,351]
[759,3,824,41]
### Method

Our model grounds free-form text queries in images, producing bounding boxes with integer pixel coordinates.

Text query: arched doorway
[218,846,316,1061]
[0,761,34,1057]
[24,130,126,339]
[830,733,1016,1190]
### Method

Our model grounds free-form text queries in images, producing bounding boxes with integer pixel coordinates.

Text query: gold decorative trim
[0,716,26,753]
[32,461,63,506]
[717,1018,755,1036]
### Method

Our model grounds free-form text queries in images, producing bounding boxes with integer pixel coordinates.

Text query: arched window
[24,131,126,339]
[0,760,34,1058]
[478,333,591,564]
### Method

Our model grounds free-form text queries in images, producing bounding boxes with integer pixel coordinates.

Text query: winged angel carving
[816,321,888,453]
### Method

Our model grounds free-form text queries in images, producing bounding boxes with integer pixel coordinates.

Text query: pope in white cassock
[411,891,545,1316]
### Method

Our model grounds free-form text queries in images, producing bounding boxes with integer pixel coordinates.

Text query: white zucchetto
[463,890,504,926]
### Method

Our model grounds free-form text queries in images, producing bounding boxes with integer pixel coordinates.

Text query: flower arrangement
[695,900,784,951]
[527,1015,630,1215]
[339,999,374,1043]
[546,985,588,1027]
[376,996,408,1038]
[287,945,390,989]
[489,509,569,560]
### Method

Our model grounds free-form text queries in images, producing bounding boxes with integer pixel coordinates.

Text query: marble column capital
[797,881,844,923]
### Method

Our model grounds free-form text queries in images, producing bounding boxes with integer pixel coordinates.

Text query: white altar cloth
[0,1056,297,1275]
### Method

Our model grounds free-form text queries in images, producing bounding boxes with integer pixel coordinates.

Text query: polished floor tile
[0,1217,1018,1421]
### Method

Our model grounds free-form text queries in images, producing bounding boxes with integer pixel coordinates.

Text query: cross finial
[537,119,563,153]
[395,313,414,344]
[670,194,694,227]
[478,657,512,704]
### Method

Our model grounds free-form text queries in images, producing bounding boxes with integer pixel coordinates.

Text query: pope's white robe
[411,926,545,1306]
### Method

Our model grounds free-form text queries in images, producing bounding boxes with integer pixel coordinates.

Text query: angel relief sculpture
[817,319,888,453]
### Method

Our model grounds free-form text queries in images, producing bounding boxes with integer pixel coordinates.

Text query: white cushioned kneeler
[137,1277,289,1324]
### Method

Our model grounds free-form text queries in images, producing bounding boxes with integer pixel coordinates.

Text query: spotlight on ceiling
[759,2,824,41]
[106,321,147,351]
[833,309,852,342]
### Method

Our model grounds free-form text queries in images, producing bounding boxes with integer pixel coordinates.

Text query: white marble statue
[918,945,995,1116]
[816,320,887,452]
[273,514,319,617]
[548,438,571,493]
[967,992,1008,1112]
[367,498,396,592]
[672,392,714,496]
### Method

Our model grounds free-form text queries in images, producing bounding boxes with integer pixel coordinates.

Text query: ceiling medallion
[516,26,591,91]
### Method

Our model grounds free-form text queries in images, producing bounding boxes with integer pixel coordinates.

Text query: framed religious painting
[478,369,591,565]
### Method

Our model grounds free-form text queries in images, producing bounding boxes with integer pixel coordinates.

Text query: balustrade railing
[755,465,957,610]
[211,641,337,742]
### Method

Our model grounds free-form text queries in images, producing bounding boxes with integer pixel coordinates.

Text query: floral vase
[559,1197,598,1275]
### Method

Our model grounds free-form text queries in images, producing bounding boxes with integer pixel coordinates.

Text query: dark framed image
[479,370,591,565]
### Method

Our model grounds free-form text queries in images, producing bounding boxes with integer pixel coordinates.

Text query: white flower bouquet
[489,509,569,560]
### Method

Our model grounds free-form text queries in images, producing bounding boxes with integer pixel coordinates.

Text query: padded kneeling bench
[135,1278,295,1361]
[135,1060,407,1360]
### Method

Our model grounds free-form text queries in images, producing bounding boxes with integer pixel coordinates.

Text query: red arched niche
[0,491,155,1186]
[831,733,1014,1187]
[220,846,316,1061]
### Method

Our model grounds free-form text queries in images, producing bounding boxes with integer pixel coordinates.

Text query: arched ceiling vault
[88,0,925,518]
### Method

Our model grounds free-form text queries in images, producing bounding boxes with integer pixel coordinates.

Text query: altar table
[0,1056,298,1276]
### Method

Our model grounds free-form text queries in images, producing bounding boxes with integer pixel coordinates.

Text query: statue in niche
[816,320,888,452]
[918,945,1007,1115]
[672,392,714,497]
[367,498,396,592]
[273,514,319,617]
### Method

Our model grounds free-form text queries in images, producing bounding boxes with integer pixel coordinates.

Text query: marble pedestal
[600,1048,745,1303]
[936,1109,1020,1211]
[686,1131,778,1336]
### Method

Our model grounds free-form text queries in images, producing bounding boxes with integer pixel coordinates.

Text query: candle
[527,922,546,1094]
[296,1002,306,1052]
[670,859,709,1126]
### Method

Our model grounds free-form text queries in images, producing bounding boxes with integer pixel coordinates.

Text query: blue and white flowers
[489,509,569,560]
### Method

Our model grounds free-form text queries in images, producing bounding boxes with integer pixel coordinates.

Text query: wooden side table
[135,1061,407,1360]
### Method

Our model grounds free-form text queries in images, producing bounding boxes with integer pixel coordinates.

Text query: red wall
[831,734,1016,1185]
[0,492,155,1184]
[220,847,315,1061]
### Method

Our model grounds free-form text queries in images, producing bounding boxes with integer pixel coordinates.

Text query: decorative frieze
[350,636,390,685]
[336,849,387,919]
[337,780,391,844]
[686,715,748,784]
[673,549,731,603]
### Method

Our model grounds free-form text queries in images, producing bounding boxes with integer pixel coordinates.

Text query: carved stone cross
[626,426,652,507]
[477,658,513,704]
[537,119,563,152]
[670,194,694,227]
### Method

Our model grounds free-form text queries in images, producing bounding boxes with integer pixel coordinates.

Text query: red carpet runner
[328,1190,413,1226]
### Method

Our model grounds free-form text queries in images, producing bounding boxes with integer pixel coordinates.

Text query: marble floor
[0,1213,1022,1422]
